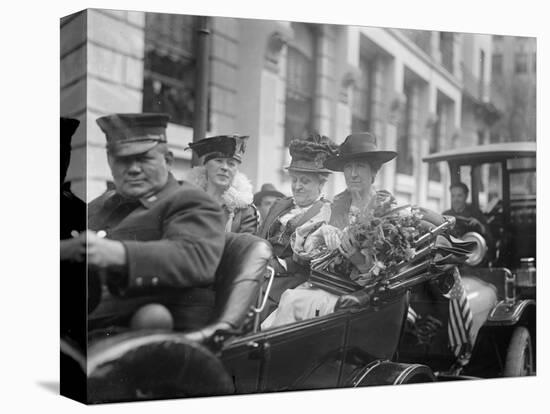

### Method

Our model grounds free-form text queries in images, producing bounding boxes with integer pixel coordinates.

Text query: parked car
[397,142,536,379]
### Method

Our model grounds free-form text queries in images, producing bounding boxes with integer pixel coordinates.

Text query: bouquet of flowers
[310,191,425,287]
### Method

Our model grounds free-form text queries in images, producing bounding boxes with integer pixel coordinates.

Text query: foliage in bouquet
[316,191,424,286]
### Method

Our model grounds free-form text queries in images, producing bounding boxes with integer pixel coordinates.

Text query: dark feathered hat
[286,134,338,174]
[187,134,249,163]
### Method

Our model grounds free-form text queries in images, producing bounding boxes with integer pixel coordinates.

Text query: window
[492,53,503,76]
[284,24,316,146]
[351,57,373,132]
[142,13,201,127]
[439,32,454,73]
[479,50,486,98]
[396,85,414,175]
[514,52,528,74]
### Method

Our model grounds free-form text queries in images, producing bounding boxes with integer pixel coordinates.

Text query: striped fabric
[447,267,474,366]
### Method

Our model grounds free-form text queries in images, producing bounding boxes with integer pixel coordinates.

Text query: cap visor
[108,141,160,157]
[324,151,397,171]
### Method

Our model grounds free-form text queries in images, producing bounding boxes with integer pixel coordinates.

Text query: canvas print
[60,8,537,404]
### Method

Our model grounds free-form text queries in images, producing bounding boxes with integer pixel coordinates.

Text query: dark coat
[256,196,330,320]
[226,204,259,234]
[257,196,294,255]
[442,204,489,238]
[88,174,226,292]
[329,190,353,230]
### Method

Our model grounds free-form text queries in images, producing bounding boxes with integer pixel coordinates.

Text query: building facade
[61,9,495,212]
[490,35,536,143]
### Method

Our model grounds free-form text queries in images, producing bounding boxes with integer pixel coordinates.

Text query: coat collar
[103,173,180,210]
[186,166,253,213]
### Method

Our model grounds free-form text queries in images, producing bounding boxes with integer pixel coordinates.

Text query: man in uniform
[84,113,226,333]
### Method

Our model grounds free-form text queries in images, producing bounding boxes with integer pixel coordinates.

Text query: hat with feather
[286,134,338,174]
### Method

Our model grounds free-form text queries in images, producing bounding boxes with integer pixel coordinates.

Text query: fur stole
[186,166,253,213]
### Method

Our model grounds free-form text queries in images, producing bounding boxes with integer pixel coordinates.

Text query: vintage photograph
[60,8,536,404]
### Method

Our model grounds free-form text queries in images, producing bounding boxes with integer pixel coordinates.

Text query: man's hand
[60,237,86,262]
[87,230,127,268]
[465,217,485,233]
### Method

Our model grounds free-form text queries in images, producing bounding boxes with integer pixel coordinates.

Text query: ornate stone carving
[425,113,439,130]
[265,32,289,72]
[388,92,407,125]
[339,68,361,104]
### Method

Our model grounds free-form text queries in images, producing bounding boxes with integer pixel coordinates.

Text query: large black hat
[286,134,338,174]
[96,113,170,157]
[253,183,285,206]
[324,132,397,172]
[187,135,249,163]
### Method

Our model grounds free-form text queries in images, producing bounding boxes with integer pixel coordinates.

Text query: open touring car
[61,143,535,403]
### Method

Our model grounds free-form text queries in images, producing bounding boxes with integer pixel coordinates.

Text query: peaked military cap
[187,135,249,163]
[96,113,170,157]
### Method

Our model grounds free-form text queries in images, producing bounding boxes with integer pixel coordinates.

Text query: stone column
[61,11,87,201]
[257,22,293,195]
[313,25,337,137]
[330,26,360,197]
[85,9,146,201]
[407,83,420,204]
[384,58,404,195]
[453,33,463,82]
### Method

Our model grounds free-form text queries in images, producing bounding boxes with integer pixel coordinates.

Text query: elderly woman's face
[343,160,375,194]
[205,157,238,190]
[290,171,324,207]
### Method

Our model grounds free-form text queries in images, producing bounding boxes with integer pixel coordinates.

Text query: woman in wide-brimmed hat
[263,132,397,328]
[187,134,258,234]
[324,132,397,258]
[257,134,337,321]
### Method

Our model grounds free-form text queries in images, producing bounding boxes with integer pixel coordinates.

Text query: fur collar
[186,166,253,212]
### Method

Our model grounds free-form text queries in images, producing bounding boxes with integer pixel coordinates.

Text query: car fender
[485,299,535,327]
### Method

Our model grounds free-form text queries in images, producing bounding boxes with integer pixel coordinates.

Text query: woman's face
[290,171,324,207]
[205,157,238,190]
[343,160,375,194]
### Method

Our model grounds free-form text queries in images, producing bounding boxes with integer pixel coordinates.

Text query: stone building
[490,35,536,143]
[61,9,495,211]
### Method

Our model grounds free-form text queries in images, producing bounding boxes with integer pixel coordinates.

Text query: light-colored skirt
[261,282,339,330]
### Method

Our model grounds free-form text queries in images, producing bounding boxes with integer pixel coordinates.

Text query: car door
[220,312,348,393]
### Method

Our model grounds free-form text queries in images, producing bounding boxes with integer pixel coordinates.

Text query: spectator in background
[253,183,285,226]
[443,182,490,239]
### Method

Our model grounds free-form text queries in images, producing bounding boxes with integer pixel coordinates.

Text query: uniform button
[152,277,159,286]
[135,277,143,287]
